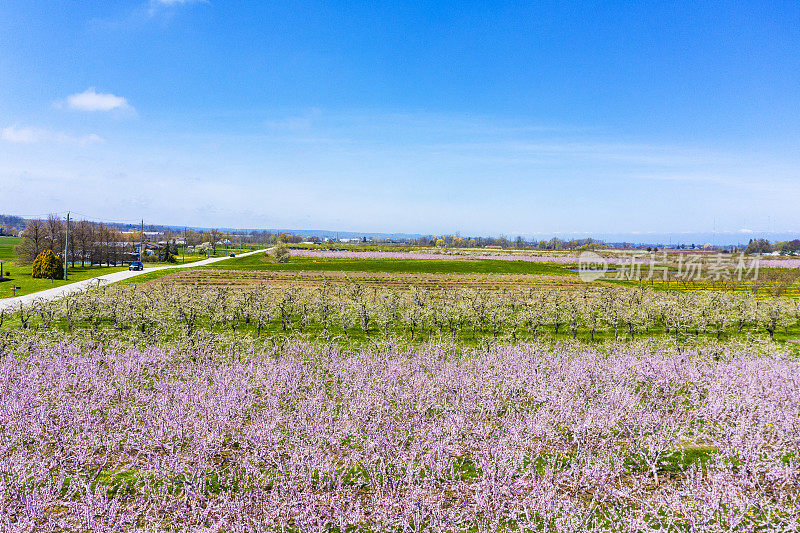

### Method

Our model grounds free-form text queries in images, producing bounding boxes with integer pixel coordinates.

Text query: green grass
[209,254,575,276]
[1,236,124,298]
[0,236,21,261]
[116,270,177,285]
[0,263,127,298]
[0,240,270,299]
[112,255,574,289]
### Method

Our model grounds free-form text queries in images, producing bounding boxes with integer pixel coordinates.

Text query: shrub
[273,244,290,263]
[31,250,64,279]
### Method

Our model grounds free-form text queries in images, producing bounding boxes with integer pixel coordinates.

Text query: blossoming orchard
[1,269,799,531]
[5,1,800,529]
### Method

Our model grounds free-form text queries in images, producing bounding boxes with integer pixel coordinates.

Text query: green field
[211,253,574,275]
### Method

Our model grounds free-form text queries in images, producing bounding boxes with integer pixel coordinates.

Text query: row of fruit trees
[5,282,798,342]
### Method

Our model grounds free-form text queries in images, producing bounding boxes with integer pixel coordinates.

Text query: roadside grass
[116,270,176,285]
[0,263,127,298]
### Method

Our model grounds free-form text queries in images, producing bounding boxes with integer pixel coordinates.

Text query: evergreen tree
[31,250,64,279]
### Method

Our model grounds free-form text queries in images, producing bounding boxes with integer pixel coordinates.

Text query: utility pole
[140,219,144,262]
[64,212,70,280]
[183,226,186,263]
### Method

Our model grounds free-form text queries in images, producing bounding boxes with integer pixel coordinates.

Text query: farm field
[607,268,800,298]
[2,245,800,531]
[2,327,799,530]
[212,252,576,275]
[146,269,587,291]
[223,249,800,293]
[117,247,800,300]
[105,253,579,290]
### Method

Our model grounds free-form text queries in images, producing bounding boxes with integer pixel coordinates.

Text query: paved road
[0,247,269,311]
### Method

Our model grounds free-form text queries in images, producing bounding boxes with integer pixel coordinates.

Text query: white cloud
[1,125,103,145]
[1,126,42,144]
[65,88,132,112]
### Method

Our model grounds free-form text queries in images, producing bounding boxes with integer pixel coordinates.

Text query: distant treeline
[745,238,800,255]
[16,216,139,266]
[408,235,602,250]
[12,213,797,257]
[12,215,290,266]
[0,215,25,236]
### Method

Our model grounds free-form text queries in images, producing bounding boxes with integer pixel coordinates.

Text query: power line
[67,211,145,226]
[64,212,69,281]
[5,210,142,226]
[8,211,71,219]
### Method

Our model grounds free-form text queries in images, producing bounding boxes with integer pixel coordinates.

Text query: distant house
[132,242,160,254]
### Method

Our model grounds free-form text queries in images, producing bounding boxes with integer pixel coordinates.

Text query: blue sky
[1,1,799,238]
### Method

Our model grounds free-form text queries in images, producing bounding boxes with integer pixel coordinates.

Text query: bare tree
[73,220,94,266]
[185,230,201,247]
[15,219,47,263]
[45,214,65,254]
[210,229,221,254]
